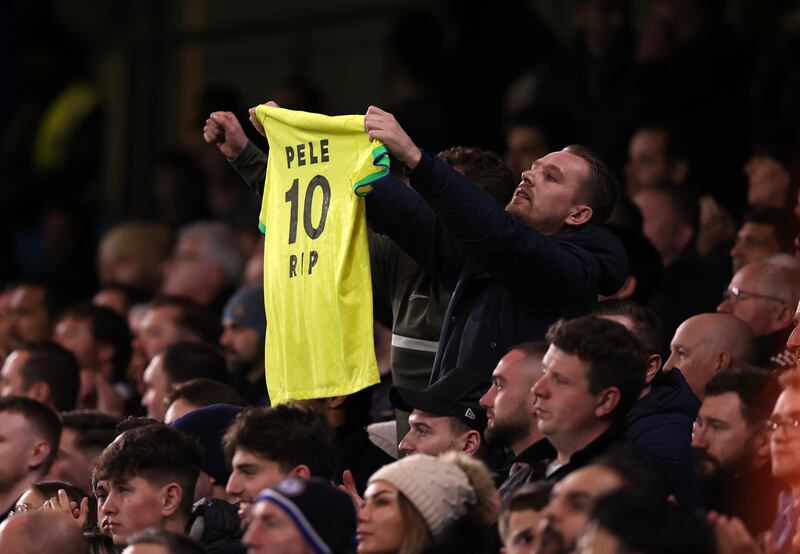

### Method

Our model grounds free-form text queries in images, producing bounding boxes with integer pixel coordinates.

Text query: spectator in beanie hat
[220,285,268,405]
[358,451,498,553]
[244,477,356,554]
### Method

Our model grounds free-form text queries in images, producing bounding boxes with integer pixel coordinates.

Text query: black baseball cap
[389,368,489,432]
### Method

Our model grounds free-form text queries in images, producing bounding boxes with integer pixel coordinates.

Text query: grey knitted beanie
[367,453,477,539]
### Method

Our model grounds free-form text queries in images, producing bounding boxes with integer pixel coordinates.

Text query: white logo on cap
[464,408,476,420]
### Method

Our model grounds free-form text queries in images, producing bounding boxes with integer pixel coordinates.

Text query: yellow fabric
[34,82,99,171]
[256,105,389,403]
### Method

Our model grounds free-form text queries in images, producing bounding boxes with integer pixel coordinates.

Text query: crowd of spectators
[2,0,800,552]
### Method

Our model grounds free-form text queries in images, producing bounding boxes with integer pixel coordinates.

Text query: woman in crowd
[11,480,98,532]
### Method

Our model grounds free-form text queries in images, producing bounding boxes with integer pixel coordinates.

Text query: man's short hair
[223,404,338,479]
[745,255,800,306]
[149,295,221,344]
[164,378,243,411]
[743,208,799,253]
[633,120,691,163]
[94,424,202,517]
[58,303,132,379]
[591,299,663,355]
[0,396,61,473]
[17,341,80,411]
[498,481,552,542]
[60,410,121,456]
[161,341,229,386]
[437,146,517,206]
[562,145,619,224]
[546,316,647,422]
[126,527,206,554]
[704,367,781,426]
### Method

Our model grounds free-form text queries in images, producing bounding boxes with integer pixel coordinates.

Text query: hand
[338,469,363,515]
[42,489,89,529]
[364,106,422,169]
[248,101,279,138]
[203,111,249,159]
[708,512,762,554]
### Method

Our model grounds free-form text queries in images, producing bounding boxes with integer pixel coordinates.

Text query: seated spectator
[0,397,61,524]
[123,528,206,554]
[171,404,244,552]
[768,369,800,553]
[298,387,394,495]
[498,481,552,554]
[0,510,88,554]
[633,186,727,345]
[96,222,172,295]
[142,341,229,421]
[161,221,245,314]
[624,121,690,197]
[7,282,67,350]
[664,313,758,399]
[718,255,800,369]
[504,105,576,177]
[744,151,793,210]
[219,285,268,405]
[222,404,338,519]
[359,451,497,553]
[531,316,658,487]
[53,303,132,414]
[0,342,80,412]
[479,342,552,499]
[536,462,636,554]
[14,480,96,531]
[48,410,120,494]
[578,489,716,554]
[693,367,783,535]
[171,404,242,503]
[391,368,487,459]
[729,208,797,273]
[94,424,202,548]
[593,300,700,507]
[244,478,356,554]
[133,296,220,365]
[163,379,243,424]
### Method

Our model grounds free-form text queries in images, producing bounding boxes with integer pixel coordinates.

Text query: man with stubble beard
[480,342,554,499]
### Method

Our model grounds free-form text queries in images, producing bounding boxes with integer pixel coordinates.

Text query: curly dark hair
[546,316,647,422]
[223,404,338,478]
[94,424,201,518]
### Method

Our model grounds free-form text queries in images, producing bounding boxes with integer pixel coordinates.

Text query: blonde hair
[397,492,433,554]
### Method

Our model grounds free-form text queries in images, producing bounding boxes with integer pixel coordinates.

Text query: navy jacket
[625,368,700,507]
[366,151,628,381]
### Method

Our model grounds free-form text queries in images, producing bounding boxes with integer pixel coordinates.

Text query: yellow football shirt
[255,105,389,403]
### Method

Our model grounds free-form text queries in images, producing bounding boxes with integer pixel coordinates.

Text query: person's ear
[645,354,662,384]
[462,430,481,456]
[566,205,593,227]
[290,465,311,480]
[753,426,771,462]
[773,303,794,334]
[28,440,51,472]
[717,351,732,371]
[160,483,183,517]
[27,381,51,405]
[595,387,621,419]
[325,396,347,410]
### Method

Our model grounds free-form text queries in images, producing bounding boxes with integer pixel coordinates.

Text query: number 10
[285,175,332,244]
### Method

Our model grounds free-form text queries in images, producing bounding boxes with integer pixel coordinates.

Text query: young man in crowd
[94,423,202,548]
[0,396,61,523]
[141,341,229,420]
[48,409,120,493]
[498,481,552,554]
[0,341,81,412]
[223,404,338,519]
[391,368,488,458]
[219,284,268,404]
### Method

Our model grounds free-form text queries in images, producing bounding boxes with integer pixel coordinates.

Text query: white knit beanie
[367,453,477,539]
